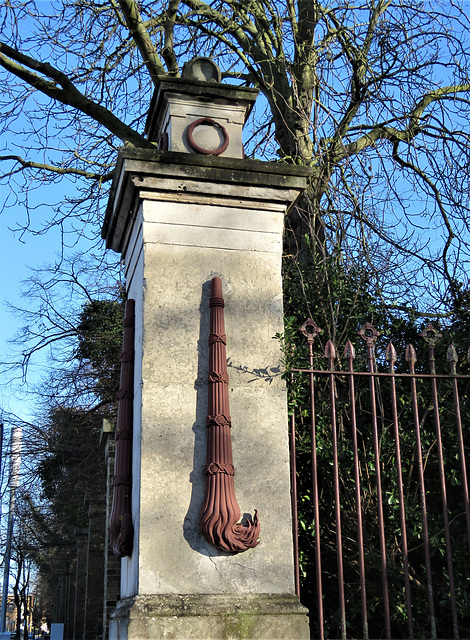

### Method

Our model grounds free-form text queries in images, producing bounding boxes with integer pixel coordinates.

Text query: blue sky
[0,177,104,424]
[1,206,66,421]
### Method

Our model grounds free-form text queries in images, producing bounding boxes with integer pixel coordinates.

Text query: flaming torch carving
[109,298,135,557]
[200,277,260,552]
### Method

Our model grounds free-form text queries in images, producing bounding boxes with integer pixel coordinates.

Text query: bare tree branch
[0,41,150,146]
[0,154,114,182]
[117,0,166,80]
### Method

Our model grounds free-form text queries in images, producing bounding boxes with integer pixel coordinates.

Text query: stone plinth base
[109,593,310,639]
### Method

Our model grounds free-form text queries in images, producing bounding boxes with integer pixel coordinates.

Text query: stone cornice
[102,148,311,254]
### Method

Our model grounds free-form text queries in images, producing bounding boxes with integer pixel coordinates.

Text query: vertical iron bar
[447,345,470,559]
[310,354,324,639]
[386,343,413,638]
[290,371,301,597]
[422,326,459,640]
[345,341,369,640]
[406,345,437,639]
[300,319,323,640]
[326,340,346,639]
[359,323,391,639]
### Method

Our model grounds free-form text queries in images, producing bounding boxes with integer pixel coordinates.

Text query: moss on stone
[222,613,256,640]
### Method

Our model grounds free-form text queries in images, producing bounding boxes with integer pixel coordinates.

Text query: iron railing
[288,321,470,640]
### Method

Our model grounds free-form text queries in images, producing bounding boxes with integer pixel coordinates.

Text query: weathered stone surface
[111,594,309,639]
[102,148,312,254]
[144,75,259,154]
[128,242,296,598]
[105,146,310,638]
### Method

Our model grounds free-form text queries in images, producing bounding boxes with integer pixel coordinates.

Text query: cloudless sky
[0,178,99,425]
[1,204,63,422]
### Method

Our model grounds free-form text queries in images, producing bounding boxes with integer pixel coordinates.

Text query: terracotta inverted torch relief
[199,277,260,552]
[109,298,135,557]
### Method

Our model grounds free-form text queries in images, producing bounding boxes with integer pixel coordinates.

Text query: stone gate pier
[102,58,310,639]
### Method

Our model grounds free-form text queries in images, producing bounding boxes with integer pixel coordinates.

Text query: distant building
[0,593,34,632]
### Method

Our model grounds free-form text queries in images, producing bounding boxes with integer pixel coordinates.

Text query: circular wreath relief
[186,117,229,155]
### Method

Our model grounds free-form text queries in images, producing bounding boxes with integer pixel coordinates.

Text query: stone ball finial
[181,57,222,83]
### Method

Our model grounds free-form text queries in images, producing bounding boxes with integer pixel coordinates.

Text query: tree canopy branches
[1,0,470,312]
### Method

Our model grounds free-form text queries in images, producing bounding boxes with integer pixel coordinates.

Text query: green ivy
[283,244,470,638]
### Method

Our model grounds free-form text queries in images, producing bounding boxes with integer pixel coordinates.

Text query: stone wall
[102,429,121,639]
[73,529,88,640]
[84,496,106,640]
[51,426,121,640]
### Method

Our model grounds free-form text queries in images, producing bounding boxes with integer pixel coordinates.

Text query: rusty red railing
[289,321,470,640]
